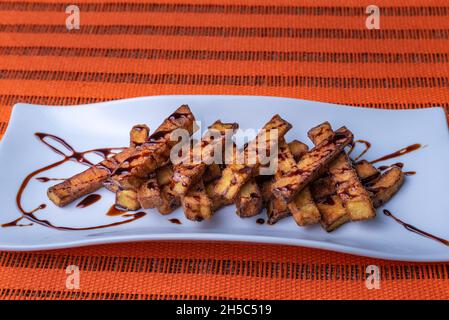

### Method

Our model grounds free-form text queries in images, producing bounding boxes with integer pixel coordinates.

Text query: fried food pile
[47,105,405,232]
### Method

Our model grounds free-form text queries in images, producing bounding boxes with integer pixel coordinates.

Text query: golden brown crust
[137,177,162,209]
[354,160,380,184]
[172,120,238,196]
[271,127,354,203]
[182,180,213,221]
[307,121,333,145]
[329,153,376,221]
[156,165,174,186]
[48,105,195,207]
[116,189,141,211]
[47,147,135,207]
[310,177,349,232]
[156,185,181,215]
[368,166,405,208]
[205,180,234,212]
[235,179,263,218]
[288,140,309,162]
[266,196,290,225]
[213,114,292,202]
[308,123,375,222]
[273,140,320,225]
[130,124,150,148]
[288,187,321,226]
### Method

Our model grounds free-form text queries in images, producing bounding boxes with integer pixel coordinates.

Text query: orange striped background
[0,0,448,300]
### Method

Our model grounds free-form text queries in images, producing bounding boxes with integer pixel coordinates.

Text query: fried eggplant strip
[307,122,350,230]
[273,140,320,226]
[103,124,151,192]
[202,163,222,183]
[288,140,309,162]
[130,124,150,148]
[260,179,286,225]
[213,115,292,202]
[182,180,213,221]
[367,166,405,208]
[271,126,354,203]
[329,154,376,221]
[308,123,375,221]
[157,185,181,215]
[116,189,141,211]
[137,176,162,209]
[235,178,263,218]
[172,120,238,196]
[47,105,195,207]
[289,187,321,226]
[354,159,380,184]
[206,180,233,212]
[267,196,290,225]
[310,176,349,232]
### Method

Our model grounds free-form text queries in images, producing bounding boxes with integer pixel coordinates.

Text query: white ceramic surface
[0,95,448,261]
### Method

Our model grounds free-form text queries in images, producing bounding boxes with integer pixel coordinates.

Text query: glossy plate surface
[0,95,448,261]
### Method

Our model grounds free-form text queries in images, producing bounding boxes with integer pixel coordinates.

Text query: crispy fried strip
[103,124,151,192]
[137,177,162,209]
[288,140,309,162]
[310,176,349,232]
[312,163,405,230]
[308,123,375,221]
[261,164,289,225]
[130,124,150,148]
[137,165,174,209]
[235,178,263,218]
[367,166,405,208]
[182,180,213,221]
[157,184,181,215]
[48,147,135,207]
[172,120,238,196]
[354,159,381,184]
[288,187,321,226]
[116,189,141,211]
[213,115,292,202]
[273,140,320,226]
[271,126,354,203]
[156,165,174,187]
[307,123,351,231]
[47,105,195,207]
[267,196,290,225]
[206,180,233,212]
[330,154,376,221]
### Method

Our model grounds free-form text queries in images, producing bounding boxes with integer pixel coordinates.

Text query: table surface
[0,0,448,300]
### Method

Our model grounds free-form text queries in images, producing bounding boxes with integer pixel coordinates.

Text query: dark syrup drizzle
[376,162,416,176]
[378,162,404,171]
[36,177,65,182]
[383,210,449,246]
[169,218,182,224]
[76,194,102,208]
[347,140,371,162]
[106,205,128,216]
[370,144,423,164]
[2,133,146,230]
[349,141,421,178]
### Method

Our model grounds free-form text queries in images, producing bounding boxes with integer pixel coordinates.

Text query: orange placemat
[0,0,448,300]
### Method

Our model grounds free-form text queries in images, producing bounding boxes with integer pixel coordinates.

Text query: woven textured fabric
[1,0,449,300]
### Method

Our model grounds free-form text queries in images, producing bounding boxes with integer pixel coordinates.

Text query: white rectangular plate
[0,95,448,261]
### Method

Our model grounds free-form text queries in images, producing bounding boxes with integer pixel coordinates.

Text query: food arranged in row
[48,105,405,232]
